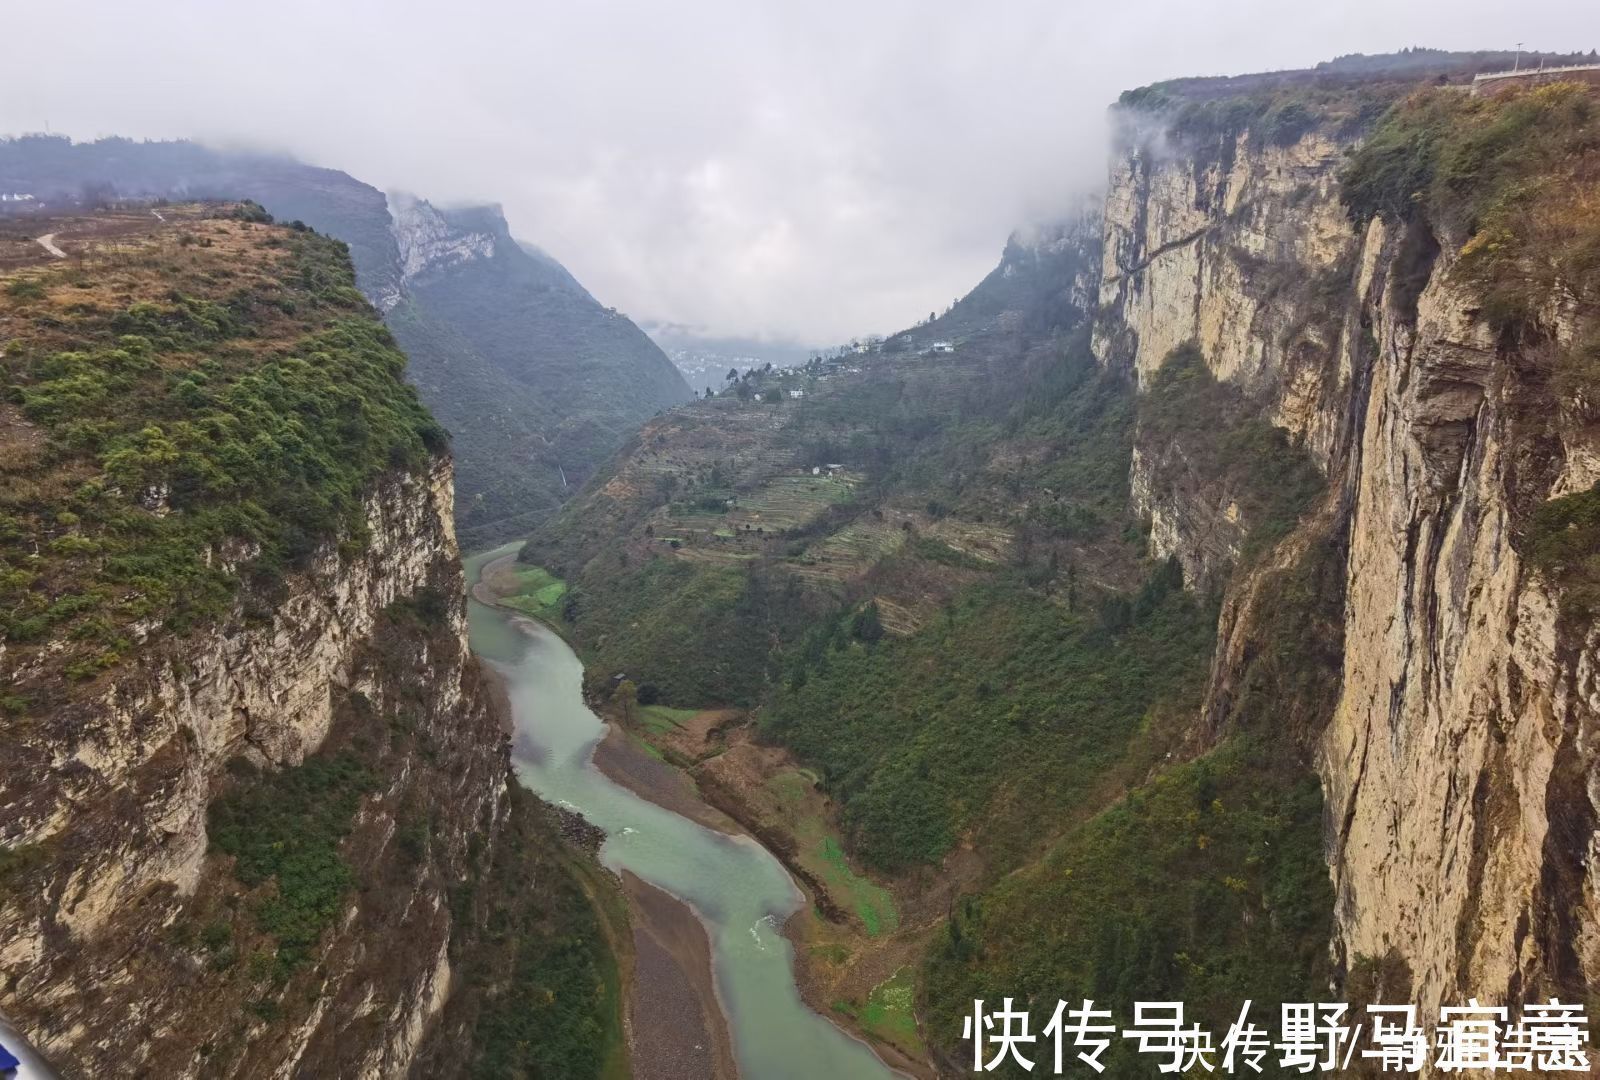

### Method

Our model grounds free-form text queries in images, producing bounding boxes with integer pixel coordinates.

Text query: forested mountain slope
[0,136,692,547]
[883,212,1101,353]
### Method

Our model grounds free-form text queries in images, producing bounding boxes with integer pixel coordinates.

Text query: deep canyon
[1,45,1598,1080]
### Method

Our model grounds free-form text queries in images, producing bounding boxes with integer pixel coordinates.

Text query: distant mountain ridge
[883,206,1101,352]
[0,135,693,547]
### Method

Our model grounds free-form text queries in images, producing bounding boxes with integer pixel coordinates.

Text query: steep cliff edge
[1323,84,1600,1015]
[0,207,617,1077]
[1095,77,1600,1017]
[1092,86,1382,588]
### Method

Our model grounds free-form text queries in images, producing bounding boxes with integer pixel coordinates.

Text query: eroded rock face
[0,460,510,1078]
[1096,104,1600,1015]
[1095,124,1358,439]
[1094,119,1366,586]
[386,192,497,298]
[1321,227,1600,1013]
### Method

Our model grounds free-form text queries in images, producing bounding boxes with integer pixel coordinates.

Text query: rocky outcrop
[387,193,498,300]
[1095,98,1600,1017]
[0,461,511,1078]
[1094,121,1358,437]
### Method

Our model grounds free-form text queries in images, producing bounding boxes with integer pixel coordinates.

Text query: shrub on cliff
[1341,82,1600,330]
[208,753,377,972]
[1139,343,1325,567]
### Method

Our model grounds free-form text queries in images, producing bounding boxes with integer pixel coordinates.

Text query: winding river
[464,548,898,1079]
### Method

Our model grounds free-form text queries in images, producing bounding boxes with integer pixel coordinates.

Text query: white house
[789,389,805,399]
[930,341,954,354]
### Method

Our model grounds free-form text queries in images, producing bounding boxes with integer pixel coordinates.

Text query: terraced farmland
[647,471,859,554]
[925,518,1012,564]
[726,473,857,532]
[788,512,913,585]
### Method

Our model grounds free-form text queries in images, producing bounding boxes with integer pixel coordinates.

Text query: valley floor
[587,692,944,1077]
[475,552,925,1077]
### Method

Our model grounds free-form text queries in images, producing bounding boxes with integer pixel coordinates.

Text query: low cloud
[2,0,1591,340]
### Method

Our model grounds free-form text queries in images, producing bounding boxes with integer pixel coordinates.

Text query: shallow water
[464,547,897,1079]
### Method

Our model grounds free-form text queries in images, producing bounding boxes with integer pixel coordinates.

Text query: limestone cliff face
[1095,116,1364,586]
[386,192,499,301]
[1321,219,1600,1013]
[1095,103,1600,1014]
[1094,121,1357,430]
[0,460,509,1078]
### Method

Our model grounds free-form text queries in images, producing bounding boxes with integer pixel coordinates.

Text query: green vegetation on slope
[1119,81,1399,151]
[565,557,809,706]
[834,966,923,1056]
[1116,49,1598,154]
[896,351,1137,545]
[195,589,463,996]
[923,737,1332,1078]
[817,835,897,935]
[922,533,1348,1077]
[765,563,1214,874]
[1140,343,1326,565]
[1527,482,1600,624]
[495,564,569,621]
[0,136,693,550]
[535,335,1144,710]
[438,786,624,1080]
[0,209,445,695]
[884,221,1096,352]
[758,766,900,935]
[1341,81,1599,331]
[391,209,690,546]
[209,753,376,973]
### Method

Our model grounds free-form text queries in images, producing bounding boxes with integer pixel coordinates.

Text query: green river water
[465,548,899,1079]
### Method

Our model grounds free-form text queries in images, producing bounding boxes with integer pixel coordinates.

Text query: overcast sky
[1,1,1594,342]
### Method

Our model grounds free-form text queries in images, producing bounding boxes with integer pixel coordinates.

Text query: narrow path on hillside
[34,234,65,258]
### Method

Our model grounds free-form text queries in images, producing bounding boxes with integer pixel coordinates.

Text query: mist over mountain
[0,135,692,547]
[883,210,1103,354]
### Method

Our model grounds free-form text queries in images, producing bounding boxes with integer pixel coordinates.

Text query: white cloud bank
[2,0,1594,340]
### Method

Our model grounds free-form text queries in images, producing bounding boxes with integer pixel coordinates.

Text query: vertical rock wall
[1095,103,1600,1014]
[0,461,512,1077]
